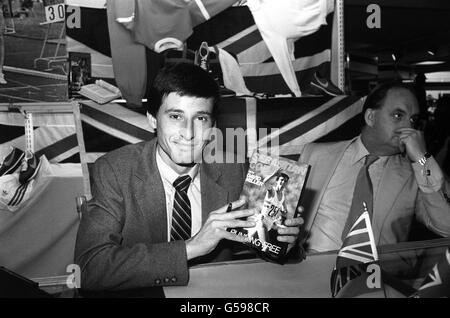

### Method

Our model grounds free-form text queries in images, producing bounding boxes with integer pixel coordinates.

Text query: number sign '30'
[45,4,65,23]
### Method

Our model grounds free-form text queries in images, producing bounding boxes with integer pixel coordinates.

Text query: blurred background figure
[413,73,427,117]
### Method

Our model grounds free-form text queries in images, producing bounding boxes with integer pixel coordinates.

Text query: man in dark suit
[298,82,450,252]
[75,63,303,291]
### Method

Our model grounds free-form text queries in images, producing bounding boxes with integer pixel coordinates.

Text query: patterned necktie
[170,175,192,241]
[341,154,379,240]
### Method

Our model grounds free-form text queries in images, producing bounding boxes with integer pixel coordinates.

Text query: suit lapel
[305,139,353,235]
[133,139,168,242]
[372,155,412,244]
[200,164,228,222]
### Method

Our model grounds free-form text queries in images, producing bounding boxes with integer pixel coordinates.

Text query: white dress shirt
[156,149,202,241]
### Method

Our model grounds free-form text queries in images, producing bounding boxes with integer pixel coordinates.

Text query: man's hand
[277,206,304,252]
[185,198,256,260]
[396,128,427,162]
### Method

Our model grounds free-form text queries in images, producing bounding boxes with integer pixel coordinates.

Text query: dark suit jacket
[74,138,246,291]
[299,138,450,248]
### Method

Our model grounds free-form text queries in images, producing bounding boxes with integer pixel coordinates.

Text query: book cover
[229,151,309,262]
[68,52,92,98]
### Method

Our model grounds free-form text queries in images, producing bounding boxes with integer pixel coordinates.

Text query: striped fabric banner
[0,101,155,163]
[1,95,362,173]
[258,96,365,156]
[0,112,78,163]
[79,101,154,162]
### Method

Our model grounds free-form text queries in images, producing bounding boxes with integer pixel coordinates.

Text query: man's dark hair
[362,81,417,114]
[361,81,418,127]
[145,63,220,120]
[277,172,290,183]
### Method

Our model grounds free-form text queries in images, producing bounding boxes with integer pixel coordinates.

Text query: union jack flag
[412,247,450,298]
[331,203,384,298]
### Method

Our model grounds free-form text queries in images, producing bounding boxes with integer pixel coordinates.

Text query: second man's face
[368,88,420,155]
[155,92,214,174]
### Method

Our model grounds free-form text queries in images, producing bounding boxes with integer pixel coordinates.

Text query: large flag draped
[331,203,384,298]
[66,3,333,97]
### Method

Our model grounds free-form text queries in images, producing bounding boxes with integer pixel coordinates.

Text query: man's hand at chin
[396,128,427,162]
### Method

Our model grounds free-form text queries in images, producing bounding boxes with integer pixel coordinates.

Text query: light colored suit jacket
[75,138,246,291]
[298,138,450,249]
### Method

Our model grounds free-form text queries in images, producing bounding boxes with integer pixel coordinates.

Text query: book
[78,79,122,104]
[68,52,92,98]
[229,152,309,262]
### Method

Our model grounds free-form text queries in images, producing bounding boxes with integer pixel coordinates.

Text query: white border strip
[0,112,74,126]
[217,25,259,50]
[65,0,106,9]
[240,49,330,77]
[245,98,257,158]
[3,66,67,81]
[50,147,79,163]
[194,0,211,20]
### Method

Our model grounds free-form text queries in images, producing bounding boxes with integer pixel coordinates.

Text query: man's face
[366,88,420,155]
[155,92,214,174]
[275,176,287,191]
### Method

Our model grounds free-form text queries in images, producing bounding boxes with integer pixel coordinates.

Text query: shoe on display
[308,72,344,97]
[19,154,41,185]
[194,41,210,72]
[0,147,25,177]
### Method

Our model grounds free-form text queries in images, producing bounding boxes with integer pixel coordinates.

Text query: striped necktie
[341,154,379,240]
[170,175,192,241]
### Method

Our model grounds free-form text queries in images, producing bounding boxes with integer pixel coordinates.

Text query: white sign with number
[44,4,66,23]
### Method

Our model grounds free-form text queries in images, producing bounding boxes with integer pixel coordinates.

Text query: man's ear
[364,108,376,128]
[146,112,157,133]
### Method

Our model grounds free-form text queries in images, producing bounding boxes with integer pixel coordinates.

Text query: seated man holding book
[74,63,303,291]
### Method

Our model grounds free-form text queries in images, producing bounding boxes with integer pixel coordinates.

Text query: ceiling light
[414,61,446,65]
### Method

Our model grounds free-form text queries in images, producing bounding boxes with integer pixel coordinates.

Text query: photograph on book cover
[231,151,309,261]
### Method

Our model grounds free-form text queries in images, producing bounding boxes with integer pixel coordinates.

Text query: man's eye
[197,116,209,122]
[393,113,403,120]
[169,114,182,120]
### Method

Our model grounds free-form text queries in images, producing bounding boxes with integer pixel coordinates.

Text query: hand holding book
[185,198,256,261]
[276,206,304,250]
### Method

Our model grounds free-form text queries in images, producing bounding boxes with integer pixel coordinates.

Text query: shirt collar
[156,146,199,187]
[348,136,370,166]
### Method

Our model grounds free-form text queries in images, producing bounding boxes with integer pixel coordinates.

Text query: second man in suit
[299,82,450,253]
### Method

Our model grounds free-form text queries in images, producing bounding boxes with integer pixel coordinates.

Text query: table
[164,254,336,298]
[164,238,450,298]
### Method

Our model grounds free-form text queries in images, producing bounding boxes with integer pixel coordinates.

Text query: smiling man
[74,63,303,291]
[298,82,450,253]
